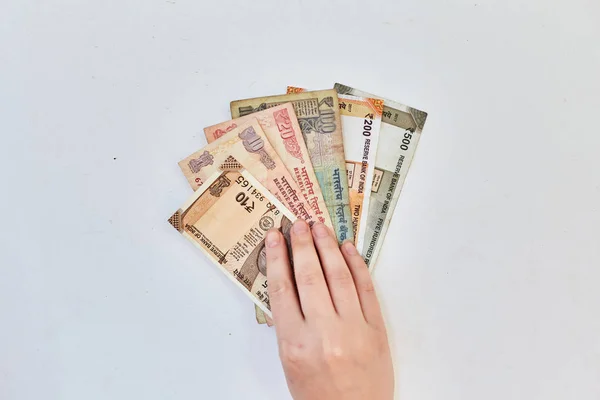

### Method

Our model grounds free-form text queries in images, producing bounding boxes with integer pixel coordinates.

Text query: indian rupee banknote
[230,90,353,244]
[334,83,428,268]
[179,119,320,225]
[337,94,383,250]
[168,167,296,317]
[204,103,333,230]
[288,86,383,249]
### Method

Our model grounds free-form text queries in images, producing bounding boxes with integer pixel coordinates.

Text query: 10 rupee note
[168,168,296,316]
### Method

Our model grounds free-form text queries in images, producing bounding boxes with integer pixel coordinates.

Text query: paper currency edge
[176,118,261,185]
[334,83,428,130]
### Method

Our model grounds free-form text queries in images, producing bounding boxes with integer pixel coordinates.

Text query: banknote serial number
[234,176,262,213]
[236,176,265,200]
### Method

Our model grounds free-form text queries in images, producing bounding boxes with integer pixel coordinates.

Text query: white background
[1,1,599,399]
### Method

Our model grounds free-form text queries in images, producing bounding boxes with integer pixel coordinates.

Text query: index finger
[265,228,303,333]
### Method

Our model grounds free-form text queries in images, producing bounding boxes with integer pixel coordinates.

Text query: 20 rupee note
[204,103,332,229]
[231,90,353,244]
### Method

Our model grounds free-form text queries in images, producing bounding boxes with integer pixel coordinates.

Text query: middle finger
[311,223,362,318]
[290,219,335,319]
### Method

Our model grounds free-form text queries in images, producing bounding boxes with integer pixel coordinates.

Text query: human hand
[265,219,394,400]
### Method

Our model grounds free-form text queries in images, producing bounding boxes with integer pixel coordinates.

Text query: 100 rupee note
[230,90,353,244]
[179,119,320,225]
[169,168,296,316]
[288,87,383,249]
[334,83,428,268]
[204,103,333,230]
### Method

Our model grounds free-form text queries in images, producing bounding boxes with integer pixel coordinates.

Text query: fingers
[341,241,385,327]
[311,223,362,318]
[266,228,303,334]
[290,220,335,319]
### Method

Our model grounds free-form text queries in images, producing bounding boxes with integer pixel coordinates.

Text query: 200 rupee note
[334,83,428,269]
[337,94,382,250]
[168,168,296,317]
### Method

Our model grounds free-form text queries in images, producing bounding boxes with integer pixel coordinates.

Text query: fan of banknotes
[168,83,428,324]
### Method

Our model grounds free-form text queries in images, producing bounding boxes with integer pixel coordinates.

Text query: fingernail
[293,219,308,234]
[342,240,358,255]
[266,229,280,248]
[312,222,329,238]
